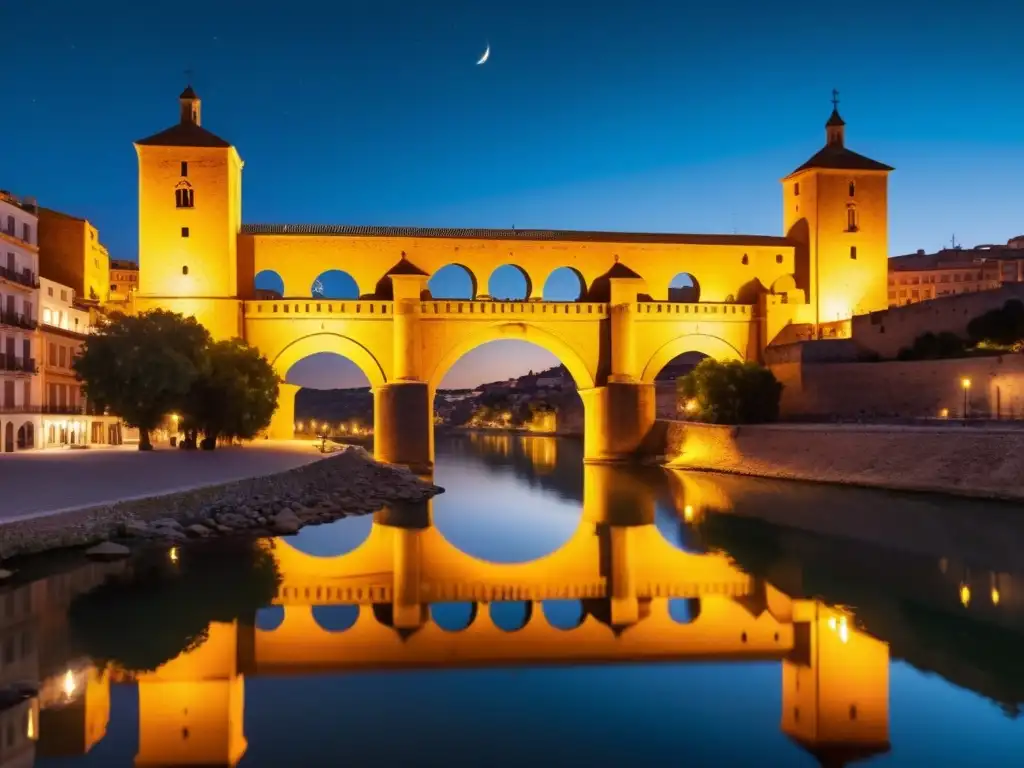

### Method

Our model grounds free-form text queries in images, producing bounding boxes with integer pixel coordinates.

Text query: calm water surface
[4,434,1023,766]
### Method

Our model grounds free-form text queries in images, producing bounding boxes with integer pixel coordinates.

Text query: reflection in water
[2,436,1022,766]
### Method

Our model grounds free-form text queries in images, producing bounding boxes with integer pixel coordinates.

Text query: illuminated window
[175,184,194,209]
[181,227,189,238]
[182,265,189,276]
[850,245,857,260]
[180,161,188,177]
[42,308,51,324]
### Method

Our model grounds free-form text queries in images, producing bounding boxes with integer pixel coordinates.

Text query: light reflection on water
[5,434,1023,767]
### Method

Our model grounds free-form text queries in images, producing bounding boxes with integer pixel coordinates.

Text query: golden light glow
[63,669,77,698]
[961,377,972,390]
[939,408,949,419]
[960,583,971,607]
[683,504,695,522]
[170,413,179,423]
[295,421,304,432]
[169,546,180,564]
[991,587,1000,605]
[827,614,849,643]
[684,398,699,414]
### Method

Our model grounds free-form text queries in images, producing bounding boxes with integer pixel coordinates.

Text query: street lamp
[961,378,971,425]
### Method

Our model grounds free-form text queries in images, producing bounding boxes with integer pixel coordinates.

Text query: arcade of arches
[133,88,893,469]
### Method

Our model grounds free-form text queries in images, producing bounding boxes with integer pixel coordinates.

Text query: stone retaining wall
[657,420,1024,501]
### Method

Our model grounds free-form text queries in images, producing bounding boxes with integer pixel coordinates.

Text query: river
[4,434,1023,766]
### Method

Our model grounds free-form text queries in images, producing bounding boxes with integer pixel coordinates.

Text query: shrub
[967,299,1024,346]
[677,359,783,424]
[896,331,967,361]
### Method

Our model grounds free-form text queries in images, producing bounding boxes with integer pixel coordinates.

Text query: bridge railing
[245,300,394,317]
[635,302,752,319]
[419,300,608,317]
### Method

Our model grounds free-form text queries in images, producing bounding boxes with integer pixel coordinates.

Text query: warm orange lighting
[295,421,304,432]
[991,588,1001,605]
[961,377,972,390]
[827,614,849,643]
[684,398,699,414]
[63,669,77,699]
[169,546,179,565]
[939,408,949,419]
[683,504,694,522]
[170,413,179,424]
[959,583,971,607]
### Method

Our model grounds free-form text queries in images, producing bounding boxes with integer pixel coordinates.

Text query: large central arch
[640,334,744,384]
[425,322,597,393]
[270,332,388,387]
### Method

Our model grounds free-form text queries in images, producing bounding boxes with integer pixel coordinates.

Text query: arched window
[175,182,194,209]
[849,181,856,197]
[182,265,189,275]
[847,205,858,232]
[741,254,749,266]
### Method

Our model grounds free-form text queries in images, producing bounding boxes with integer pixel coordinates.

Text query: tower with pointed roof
[782,93,893,327]
[133,86,245,339]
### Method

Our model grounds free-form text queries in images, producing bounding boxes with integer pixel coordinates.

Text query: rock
[85,542,131,561]
[0,569,13,582]
[186,524,211,538]
[121,521,152,538]
[215,524,233,534]
[271,509,301,535]
[157,530,188,543]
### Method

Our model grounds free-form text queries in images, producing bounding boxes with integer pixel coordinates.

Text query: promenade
[0,441,326,522]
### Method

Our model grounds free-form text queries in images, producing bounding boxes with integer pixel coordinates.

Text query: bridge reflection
[5,452,1024,766]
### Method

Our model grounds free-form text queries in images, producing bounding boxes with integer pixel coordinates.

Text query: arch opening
[3,422,12,453]
[640,335,743,385]
[668,598,702,624]
[254,269,285,299]
[653,351,709,418]
[668,273,701,303]
[430,602,479,632]
[541,267,586,302]
[311,604,360,632]
[487,264,531,301]
[312,270,360,300]
[16,422,34,450]
[542,599,586,630]
[490,601,533,632]
[427,264,477,300]
[254,605,285,631]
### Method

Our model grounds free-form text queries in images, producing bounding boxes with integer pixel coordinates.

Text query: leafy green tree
[677,358,783,424]
[184,339,279,449]
[73,310,210,450]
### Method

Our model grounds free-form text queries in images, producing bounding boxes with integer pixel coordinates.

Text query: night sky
[4,0,1023,389]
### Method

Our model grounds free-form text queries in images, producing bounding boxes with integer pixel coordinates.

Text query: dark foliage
[677,359,783,424]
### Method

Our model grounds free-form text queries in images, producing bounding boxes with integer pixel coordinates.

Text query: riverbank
[0,446,443,563]
[657,420,1024,502]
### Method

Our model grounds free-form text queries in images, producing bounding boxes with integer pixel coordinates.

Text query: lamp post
[961,378,971,425]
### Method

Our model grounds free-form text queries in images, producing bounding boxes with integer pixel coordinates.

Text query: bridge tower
[782,93,893,327]
[134,86,245,340]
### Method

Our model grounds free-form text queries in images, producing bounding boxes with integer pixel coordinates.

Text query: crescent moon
[476,43,490,66]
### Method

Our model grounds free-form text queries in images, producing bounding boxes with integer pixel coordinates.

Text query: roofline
[240,224,794,247]
[781,165,894,182]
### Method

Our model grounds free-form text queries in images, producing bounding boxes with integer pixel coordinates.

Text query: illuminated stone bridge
[129,87,894,469]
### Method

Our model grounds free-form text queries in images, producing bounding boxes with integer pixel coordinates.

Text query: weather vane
[832,88,840,108]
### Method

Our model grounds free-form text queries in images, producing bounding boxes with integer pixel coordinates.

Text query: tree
[183,339,280,449]
[73,310,210,450]
[897,331,966,361]
[967,300,1024,347]
[677,358,783,424]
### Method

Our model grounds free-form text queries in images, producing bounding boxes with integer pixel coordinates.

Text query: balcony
[0,264,39,289]
[0,354,37,374]
[0,311,37,331]
[0,404,107,415]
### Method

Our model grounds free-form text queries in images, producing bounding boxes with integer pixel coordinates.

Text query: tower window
[181,161,188,177]
[850,245,858,260]
[794,182,800,196]
[181,227,189,238]
[846,206,858,232]
[182,265,189,275]
[175,187,194,209]
[775,254,783,264]
[741,254,749,265]
[849,181,855,197]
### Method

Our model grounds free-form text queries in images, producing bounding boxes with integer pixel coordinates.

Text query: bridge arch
[486,264,532,301]
[640,334,743,384]
[428,263,478,300]
[541,267,587,301]
[270,332,388,388]
[426,322,597,392]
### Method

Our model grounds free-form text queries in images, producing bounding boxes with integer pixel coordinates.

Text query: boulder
[272,509,301,535]
[121,521,152,538]
[150,518,183,530]
[186,524,212,538]
[85,542,131,561]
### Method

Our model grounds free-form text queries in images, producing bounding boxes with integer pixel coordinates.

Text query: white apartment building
[0,190,41,452]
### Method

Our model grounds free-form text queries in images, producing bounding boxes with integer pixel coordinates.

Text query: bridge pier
[373,382,433,472]
[581,382,656,463]
[267,382,300,440]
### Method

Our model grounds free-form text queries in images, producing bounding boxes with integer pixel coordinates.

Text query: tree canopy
[677,358,783,425]
[967,299,1024,347]
[73,310,211,449]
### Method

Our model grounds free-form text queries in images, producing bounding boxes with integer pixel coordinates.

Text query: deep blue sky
[4,0,1023,388]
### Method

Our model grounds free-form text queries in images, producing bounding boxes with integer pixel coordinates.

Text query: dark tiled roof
[180,85,198,99]
[385,257,429,276]
[787,144,893,177]
[606,262,643,279]
[240,223,791,247]
[826,108,846,127]
[136,122,231,148]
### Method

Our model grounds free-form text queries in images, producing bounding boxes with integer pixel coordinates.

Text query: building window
[182,265,189,275]
[5,215,13,235]
[741,254,749,265]
[846,206,858,232]
[775,254,783,264]
[181,227,190,238]
[175,184,194,209]
[849,181,856,197]
[794,182,800,196]
[850,246,857,260]
[47,286,53,296]
[60,289,67,301]
[110,283,117,292]
[181,161,188,177]
[22,223,31,242]
[42,308,51,325]
[58,347,66,368]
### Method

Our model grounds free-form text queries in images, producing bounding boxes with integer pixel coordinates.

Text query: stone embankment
[0,446,443,562]
[656,420,1024,501]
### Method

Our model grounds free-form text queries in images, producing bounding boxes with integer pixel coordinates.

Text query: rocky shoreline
[0,446,444,566]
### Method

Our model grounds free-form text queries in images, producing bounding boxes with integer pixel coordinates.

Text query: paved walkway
[0,441,328,522]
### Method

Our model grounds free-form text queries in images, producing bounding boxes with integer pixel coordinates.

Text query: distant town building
[37,207,111,304]
[107,259,139,305]
[887,236,1024,307]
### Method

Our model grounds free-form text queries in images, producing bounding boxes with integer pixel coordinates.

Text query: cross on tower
[832,89,840,109]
